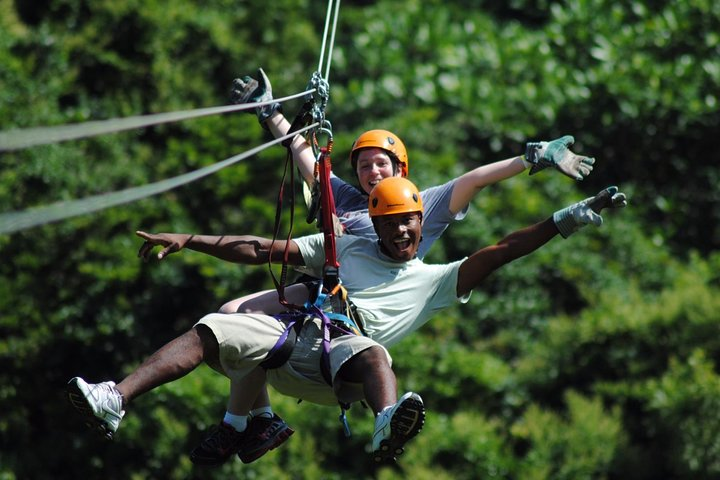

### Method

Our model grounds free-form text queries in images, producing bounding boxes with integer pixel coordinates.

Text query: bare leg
[218,284,312,315]
[335,346,397,414]
[227,368,268,415]
[115,324,218,405]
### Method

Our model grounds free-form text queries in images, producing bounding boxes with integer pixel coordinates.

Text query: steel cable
[0,124,318,235]
[0,91,313,152]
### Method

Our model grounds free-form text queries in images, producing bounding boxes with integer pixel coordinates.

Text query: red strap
[268,136,339,310]
[317,144,340,290]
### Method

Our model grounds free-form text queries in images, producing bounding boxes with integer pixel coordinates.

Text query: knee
[218,300,240,314]
[338,346,389,381]
[194,325,221,371]
[360,346,389,366]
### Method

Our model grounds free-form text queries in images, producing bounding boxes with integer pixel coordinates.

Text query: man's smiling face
[373,212,422,262]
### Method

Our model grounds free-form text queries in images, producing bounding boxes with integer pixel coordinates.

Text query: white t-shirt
[294,233,471,347]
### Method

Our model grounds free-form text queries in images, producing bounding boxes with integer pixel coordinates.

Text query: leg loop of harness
[260,285,367,438]
[259,314,305,370]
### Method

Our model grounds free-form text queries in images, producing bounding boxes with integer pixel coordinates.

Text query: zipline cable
[0,124,318,235]
[317,0,331,73]
[323,0,340,82]
[0,91,313,152]
[0,0,342,235]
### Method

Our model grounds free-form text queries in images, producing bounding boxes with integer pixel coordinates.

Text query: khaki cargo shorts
[196,313,391,406]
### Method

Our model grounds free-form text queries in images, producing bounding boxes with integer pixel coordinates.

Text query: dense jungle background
[2,0,720,478]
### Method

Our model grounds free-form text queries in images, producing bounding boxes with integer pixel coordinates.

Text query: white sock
[223,411,248,432]
[249,406,274,419]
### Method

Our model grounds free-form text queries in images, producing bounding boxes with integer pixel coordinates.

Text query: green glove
[553,186,627,238]
[525,135,595,181]
[230,68,282,125]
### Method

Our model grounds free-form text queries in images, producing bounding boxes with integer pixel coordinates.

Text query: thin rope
[324,0,341,81]
[317,0,341,82]
[317,0,334,74]
[0,124,318,235]
[0,90,313,152]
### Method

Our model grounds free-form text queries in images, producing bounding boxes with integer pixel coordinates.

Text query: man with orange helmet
[68,69,600,466]
[69,177,626,464]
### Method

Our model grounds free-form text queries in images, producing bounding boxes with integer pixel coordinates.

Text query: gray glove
[526,135,595,181]
[230,68,281,125]
[553,186,627,238]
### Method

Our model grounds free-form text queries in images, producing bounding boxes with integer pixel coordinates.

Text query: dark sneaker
[372,392,425,463]
[190,422,247,466]
[238,414,295,464]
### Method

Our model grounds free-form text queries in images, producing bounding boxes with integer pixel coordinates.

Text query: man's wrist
[520,154,532,169]
[552,206,578,238]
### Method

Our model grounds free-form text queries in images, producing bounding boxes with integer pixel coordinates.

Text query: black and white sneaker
[371,392,425,462]
[67,377,125,440]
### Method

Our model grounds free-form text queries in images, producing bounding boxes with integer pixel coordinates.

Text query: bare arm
[448,156,527,214]
[454,185,627,296]
[264,112,317,186]
[136,231,305,266]
[455,218,558,297]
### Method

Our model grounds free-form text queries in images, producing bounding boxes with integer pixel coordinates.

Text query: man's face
[373,212,422,262]
[355,148,399,194]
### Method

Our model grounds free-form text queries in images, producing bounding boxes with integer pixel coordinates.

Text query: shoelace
[253,418,279,441]
[202,425,239,450]
[94,383,119,402]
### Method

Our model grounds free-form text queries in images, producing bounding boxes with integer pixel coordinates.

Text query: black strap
[281,100,313,148]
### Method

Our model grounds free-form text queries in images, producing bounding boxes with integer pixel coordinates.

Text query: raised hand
[136,231,192,261]
[552,186,627,238]
[526,135,596,181]
[230,68,281,124]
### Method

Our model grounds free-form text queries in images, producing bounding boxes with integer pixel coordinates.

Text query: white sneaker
[372,392,425,462]
[67,377,125,439]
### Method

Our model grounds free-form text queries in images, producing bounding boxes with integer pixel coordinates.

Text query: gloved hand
[553,186,627,238]
[230,68,282,125]
[525,135,595,181]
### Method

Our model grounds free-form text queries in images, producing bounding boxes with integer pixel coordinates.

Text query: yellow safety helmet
[368,177,423,217]
[350,129,409,177]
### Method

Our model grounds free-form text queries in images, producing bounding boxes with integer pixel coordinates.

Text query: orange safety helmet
[368,177,423,217]
[350,129,409,177]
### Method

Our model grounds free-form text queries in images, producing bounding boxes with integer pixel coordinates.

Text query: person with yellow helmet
[69,177,626,464]
[135,69,598,465]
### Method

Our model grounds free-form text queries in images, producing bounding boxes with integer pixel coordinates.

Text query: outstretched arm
[456,218,558,297]
[448,156,526,214]
[455,186,627,297]
[449,136,596,215]
[135,231,304,266]
[231,69,317,186]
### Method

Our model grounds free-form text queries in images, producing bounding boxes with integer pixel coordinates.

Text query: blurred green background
[1,0,719,478]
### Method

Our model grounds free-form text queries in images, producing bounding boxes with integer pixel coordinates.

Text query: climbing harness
[257,2,371,431]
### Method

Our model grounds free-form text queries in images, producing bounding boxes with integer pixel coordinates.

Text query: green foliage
[511,391,625,480]
[1,0,718,478]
